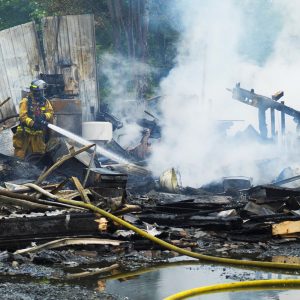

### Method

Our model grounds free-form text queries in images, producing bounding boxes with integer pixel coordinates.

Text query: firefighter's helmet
[30,79,47,99]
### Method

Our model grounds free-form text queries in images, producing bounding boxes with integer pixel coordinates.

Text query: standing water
[48,123,131,165]
[40,259,299,300]
[102,262,300,299]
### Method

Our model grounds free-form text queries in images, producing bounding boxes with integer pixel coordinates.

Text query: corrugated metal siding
[0,22,44,119]
[42,14,98,121]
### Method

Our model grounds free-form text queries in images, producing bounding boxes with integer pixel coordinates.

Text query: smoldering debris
[2,5,300,298]
[2,103,300,293]
[3,58,300,294]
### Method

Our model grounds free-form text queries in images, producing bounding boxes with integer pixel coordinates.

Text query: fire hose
[26,183,300,271]
[24,184,300,299]
[163,279,300,300]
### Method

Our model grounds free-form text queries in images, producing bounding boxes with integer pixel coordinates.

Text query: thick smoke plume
[149,0,300,187]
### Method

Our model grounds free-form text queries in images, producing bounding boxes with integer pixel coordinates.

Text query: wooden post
[270,108,275,139]
[281,101,286,137]
[258,107,267,139]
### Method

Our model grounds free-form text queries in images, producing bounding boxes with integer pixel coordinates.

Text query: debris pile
[1,13,300,292]
[1,139,300,263]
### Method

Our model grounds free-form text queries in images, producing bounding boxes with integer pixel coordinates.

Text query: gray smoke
[149,0,300,187]
[99,53,154,147]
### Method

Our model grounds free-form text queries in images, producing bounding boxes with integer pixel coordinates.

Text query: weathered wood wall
[42,14,98,121]
[0,14,98,123]
[0,22,44,119]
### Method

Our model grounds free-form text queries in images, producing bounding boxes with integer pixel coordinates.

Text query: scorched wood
[0,212,103,249]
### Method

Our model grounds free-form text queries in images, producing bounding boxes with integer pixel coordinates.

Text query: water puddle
[98,259,300,299]
[2,257,300,299]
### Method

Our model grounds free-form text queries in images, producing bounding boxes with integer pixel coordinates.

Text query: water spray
[48,123,133,166]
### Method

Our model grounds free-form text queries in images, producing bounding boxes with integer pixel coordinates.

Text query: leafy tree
[0,0,42,30]
[0,0,178,100]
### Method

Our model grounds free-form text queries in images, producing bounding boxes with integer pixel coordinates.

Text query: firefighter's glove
[35,115,48,129]
[40,119,49,128]
[32,122,42,130]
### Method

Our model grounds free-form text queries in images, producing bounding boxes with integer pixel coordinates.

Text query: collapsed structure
[230,82,300,139]
[1,14,300,296]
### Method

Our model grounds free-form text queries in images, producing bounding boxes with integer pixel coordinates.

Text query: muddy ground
[0,231,300,299]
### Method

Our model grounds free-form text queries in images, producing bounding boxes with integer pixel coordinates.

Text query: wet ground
[1,134,300,298]
[0,282,117,300]
[103,260,300,299]
[1,250,300,299]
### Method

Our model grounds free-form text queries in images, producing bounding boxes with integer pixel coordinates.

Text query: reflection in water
[102,262,300,300]
[106,270,161,299]
[203,290,300,300]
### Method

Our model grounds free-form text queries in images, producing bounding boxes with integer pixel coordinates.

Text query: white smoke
[99,53,153,147]
[149,0,300,187]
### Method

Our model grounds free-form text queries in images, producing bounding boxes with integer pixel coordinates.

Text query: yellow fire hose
[25,185,300,300]
[163,279,300,300]
[25,183,300,271]
[49,196,300,271]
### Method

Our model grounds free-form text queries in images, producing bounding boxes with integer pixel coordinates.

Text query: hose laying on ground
[26,183,300,271]
[163,279,300,300]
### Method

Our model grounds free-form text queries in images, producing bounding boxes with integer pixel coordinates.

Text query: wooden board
[272,220,300,235]
[0,22,44,120]
[272,256,300,264]
[42,15,98,121]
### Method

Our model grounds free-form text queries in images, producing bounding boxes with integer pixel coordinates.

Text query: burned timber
[1,12,300,300]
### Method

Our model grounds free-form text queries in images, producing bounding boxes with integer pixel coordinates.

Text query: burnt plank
[0,212,100,240]
[138,213,242,229]
[249,185,300,203]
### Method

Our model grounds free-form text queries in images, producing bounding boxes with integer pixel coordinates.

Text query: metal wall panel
[0,22,44,119]
[42,14,98,121]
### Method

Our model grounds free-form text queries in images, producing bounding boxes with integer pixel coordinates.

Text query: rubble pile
[1,84,300,289]
[0,141,300,270]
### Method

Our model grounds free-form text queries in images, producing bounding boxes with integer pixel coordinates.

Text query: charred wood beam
[0,189,84,210]
[281,101,286,136]
[35,143,95,185]
[231,83,300,121]
[142,204,243,216]
[245,214,300,223]
[0,213,99,241]
[71,176,90,203]
[138,213,242,229]
[248,185,300,203]
[270,108,275,138]
[15,238,126,254]
[155,194,232,206]
[227,233,271,242]
[132,239,197,251]
[258,107,267,138]
[65,263,119,280]
[0,195,54,211]
[0,189,48,204]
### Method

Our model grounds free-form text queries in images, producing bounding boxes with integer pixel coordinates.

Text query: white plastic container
[82,122,113,141]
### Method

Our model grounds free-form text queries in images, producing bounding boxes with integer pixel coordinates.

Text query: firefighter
[13,79,54,159]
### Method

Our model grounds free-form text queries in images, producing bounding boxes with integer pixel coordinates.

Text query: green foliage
[0,0,178,98]
[36,0,114,51]
[147,0,179,87]
[0,0,37,30]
